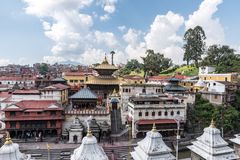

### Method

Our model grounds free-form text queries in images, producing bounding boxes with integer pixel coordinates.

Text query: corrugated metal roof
[70,88,97,99]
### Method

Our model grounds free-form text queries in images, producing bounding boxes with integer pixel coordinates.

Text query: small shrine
[71,128,109,160]
[187,120,239,160]
[131,123,175,160]
[68,117,84,143]
[0,132,32,160]
[230,134,240,158]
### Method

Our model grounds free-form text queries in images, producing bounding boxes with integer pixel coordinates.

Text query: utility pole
[110,51,115,65]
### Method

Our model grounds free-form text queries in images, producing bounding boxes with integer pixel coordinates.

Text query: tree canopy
[142,49,172,76]
[183,26,206,67]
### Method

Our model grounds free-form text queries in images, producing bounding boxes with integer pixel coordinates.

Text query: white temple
[187,120,239,160]
[131,123,176,160]
[71,128,109,160]
[0,132,32,160]
[230,134,240,158]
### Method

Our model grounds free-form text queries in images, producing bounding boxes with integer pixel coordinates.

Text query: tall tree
[183,26,206,67]
[125,59,142,71]
[142,49,172,76]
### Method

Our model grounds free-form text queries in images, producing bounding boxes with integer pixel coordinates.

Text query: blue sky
[0,0,239,65]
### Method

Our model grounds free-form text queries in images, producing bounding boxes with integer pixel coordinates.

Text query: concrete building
[187,120,239,160]
[127,94,186,138]
[199,73,238,83]
[120,83,164,124]
[131,124,175,160]
[199,66,216,74]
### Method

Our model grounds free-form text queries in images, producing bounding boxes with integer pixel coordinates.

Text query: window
[177,111,180,115]
[142,88,146,93]
[24,112,29,115]
[158,111,162,116]
[213,83,216,86]
[50,111,56,116]
[152,112,155,116]
[37,112,42,115]
[74,80,78,83]
[183,83,186,86]
[204,77,206,80]
[214,95,218,99]
[80,80,84,83]
[135,81,137,84]
[171,111,174,116]
[50,121,56,127]
[164,111,168,116]
[10,122,16,128]
[70,80,74,83]
[140,81,142,84]
[86,76,88,81]
[225,77,227,81]
[129,89,131,93]
[138,112,142,117]
[191,83,193,86]
[145,112,149,116]
[10,112,16,117]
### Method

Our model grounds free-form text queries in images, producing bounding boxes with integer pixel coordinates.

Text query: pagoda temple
[187,120,239,160]
[71,128,109,160]
[86,54,120,100]
[131,123,175,160]
[0,132,32,160]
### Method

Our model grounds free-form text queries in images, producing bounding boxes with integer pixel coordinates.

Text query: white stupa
[187,120,239,160]
[0,132,31,160]
[194,79,206,88]
[71,127,109,160]
[131,123,175,160]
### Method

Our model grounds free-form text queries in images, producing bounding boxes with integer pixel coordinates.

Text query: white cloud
[144,11,184,64]
[100,14,110,21]
[97,0,117,14]
[185,0,224,45]
[0,59,12,66]
[118,25,126,32]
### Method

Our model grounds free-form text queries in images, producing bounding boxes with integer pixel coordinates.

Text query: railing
[65,109,109,115]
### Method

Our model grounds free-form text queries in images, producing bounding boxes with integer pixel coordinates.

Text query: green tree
[125,59,142,71]
[183,26,206,67]
[39,63,49,75]
[142,49,172,76]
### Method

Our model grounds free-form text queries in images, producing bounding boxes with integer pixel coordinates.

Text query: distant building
[0,76,35,89]
[199,66,216,74]
[3,100,64,138]
[199,73,238,83]
[127,94,186,138]
[121,75,145,84]
[131,124,175,160]
[187,120,239,160]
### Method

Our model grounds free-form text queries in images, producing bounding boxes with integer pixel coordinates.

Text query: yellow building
[199,73,238,83]
[179,80,197,92]
[63,72,93,88]
[120,75,145,84]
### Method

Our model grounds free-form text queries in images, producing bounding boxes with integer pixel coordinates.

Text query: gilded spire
[87,126,93,137]
[4,131,13,145]
[209,119,216,128]
[151,123,157,132]
[102,53,109,64]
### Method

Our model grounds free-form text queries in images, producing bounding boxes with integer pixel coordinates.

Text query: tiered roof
[70,88,97,99]
[187,120,239,160]
[131,124,175,160]
[71,128,108,160]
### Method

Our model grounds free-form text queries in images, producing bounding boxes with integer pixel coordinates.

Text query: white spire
[131,123,175,160]
[187,120,239,160]
[0,132,31,160]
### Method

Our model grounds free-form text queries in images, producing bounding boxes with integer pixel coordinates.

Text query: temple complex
[70,128,109,160]
[187,120,239,160]
[131,123,175,160]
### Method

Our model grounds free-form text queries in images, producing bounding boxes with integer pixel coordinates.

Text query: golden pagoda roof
[86,76,120,85]
[94,55,118,70]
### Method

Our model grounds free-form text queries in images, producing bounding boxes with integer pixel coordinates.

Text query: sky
[0,0,240,66]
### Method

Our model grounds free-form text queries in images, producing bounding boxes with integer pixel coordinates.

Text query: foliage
[175,65,198,76]
[202,45,240,73]
[159,66,179,75]
[118,67,131,76]
[125,59,143,71]
[38,63,49,75]
[188,94,240,134]
[183,26,206,67]
[142,49,172,76]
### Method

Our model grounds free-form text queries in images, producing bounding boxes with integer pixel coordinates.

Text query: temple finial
[87,126,93,137]
[151,123,157,132]
[102,53,109,64]
[4,131,12,145]
[209,119,216,128]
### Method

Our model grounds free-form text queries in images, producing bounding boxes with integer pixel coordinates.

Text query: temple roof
[230,134,240,145]
[70,88,98,99]
[86,76,120,85]
[131,124,175,160]
[187,120,239,160]
[94,56,118,71]
[71,128,108,160]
